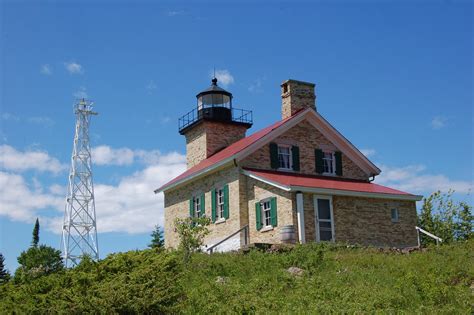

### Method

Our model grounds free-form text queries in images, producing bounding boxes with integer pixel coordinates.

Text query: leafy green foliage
[148,225,164,249]
[0,253,10,284]
[1,241,472,313]
[418,191,473,245]
[175,216,211,263]
[31,218,40,248]
[14,245,64,283]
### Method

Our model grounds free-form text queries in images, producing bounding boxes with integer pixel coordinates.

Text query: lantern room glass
[197,93,232,110]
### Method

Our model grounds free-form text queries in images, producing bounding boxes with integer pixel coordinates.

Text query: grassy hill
[1,241,473,314]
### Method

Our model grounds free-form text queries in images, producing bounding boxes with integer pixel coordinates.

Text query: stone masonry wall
[164,166,242,249]
[301,194,417,247]
[246,177,296,244]
[184,121,247,168]
[241,120,368,181]
[184,124,207,169]
[332,196,418,247]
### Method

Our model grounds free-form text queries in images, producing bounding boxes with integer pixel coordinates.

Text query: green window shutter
[270,142,279,169]
[200,193,205,217]
[270,197,278,227]
[189,197,195,218]
[255,202,262,231]
[223,185,230,219]
[211,189,216,222]
[315,149,324,174]
[335,151,343,176]
[292,146,300,171]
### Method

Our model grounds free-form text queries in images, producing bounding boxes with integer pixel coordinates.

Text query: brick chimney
[281,79,316,119]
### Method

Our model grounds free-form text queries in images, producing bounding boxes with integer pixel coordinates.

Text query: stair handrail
[416,226,442,247]
[207,225,249,254]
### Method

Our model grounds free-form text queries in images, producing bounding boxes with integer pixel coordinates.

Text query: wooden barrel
[280,225,297,244]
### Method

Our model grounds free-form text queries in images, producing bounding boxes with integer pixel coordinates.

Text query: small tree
[14,245,64,283]
[31,218,40,248]
[175,216,211,263]
[149,225,165,249]
[456,202,473,241]
[418,190,473,245]
[0,253,10,284]
[14,219,64,283]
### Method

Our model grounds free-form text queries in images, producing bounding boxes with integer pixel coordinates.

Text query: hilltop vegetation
[1,240,473,314]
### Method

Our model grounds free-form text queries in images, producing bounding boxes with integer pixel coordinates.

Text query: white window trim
[322,151,336,176]
[277,144,293,171]
[261,198,273,228]
[216,188,225,220]
[391,208,399,223]
[193,195,202,218]
[313,195,335,242]
[259,197,274,229]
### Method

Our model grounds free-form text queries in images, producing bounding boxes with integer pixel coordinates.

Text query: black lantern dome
[178,78,253,134]
[196,78,233,110]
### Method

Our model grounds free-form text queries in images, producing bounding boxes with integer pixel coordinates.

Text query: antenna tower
[61,99,99,267]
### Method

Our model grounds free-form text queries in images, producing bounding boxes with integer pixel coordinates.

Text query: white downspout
[296,192,305,244]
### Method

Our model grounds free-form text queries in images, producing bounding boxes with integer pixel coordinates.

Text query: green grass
[1,241,473,314]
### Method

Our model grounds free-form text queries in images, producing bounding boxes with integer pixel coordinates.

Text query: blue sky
[0,1,472,272]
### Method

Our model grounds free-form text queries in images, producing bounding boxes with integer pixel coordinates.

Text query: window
[278,145,292,170]
[212,185,229,222]
[391,208,399,222]
[322,152,335,175]
[216,188,225,219]
[255,197,278,230]
[261,200,272,227]
[314,196,334,242]
[194,196,202,218]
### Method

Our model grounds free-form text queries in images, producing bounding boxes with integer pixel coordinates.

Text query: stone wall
[332,196,418,247]
[164,166,243,249]
[301,194,417,247]
[246,177,296,244]
[240,120,368,181]
[184,121,247,168]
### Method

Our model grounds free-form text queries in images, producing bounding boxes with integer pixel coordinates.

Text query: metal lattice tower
[61,99,99,267]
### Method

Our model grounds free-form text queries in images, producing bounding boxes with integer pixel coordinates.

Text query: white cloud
[93,156,186,233]
[360,149,376,157]
[27,116,55,127]
[0,172,64,223]
[40,64,52,75]
[0,112,19,121]
[212,69,234,87]
[0,145,67,174]
[146,80,157,93]
[74,86,88,99]
[65,61,84,74]
[0,146,186,235]
[248,77,265,93]
[91,145,185,167]
[167,10,185,17]
[92,146,135,166]
[431,116,446,130]
[375,164,473,195]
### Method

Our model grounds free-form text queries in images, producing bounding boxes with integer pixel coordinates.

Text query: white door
[313,195,335,242]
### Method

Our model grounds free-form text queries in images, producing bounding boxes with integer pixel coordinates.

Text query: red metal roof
[155,110,305,192]
[244,168,417,197]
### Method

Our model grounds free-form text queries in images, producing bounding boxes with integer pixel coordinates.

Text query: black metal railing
[178,106,253,133]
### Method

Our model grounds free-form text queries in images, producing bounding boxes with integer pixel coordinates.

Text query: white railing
[416,226,442,247]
